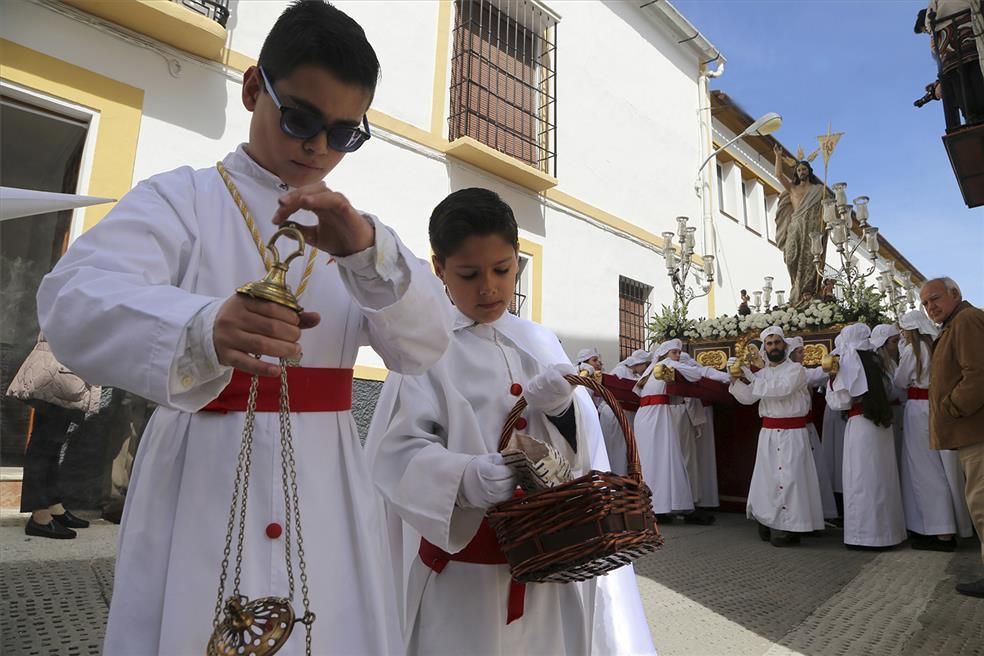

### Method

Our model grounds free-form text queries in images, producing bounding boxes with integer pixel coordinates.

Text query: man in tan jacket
[921,277,984,598]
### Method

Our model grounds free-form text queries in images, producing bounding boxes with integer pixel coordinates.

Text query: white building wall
[3,0,843,371]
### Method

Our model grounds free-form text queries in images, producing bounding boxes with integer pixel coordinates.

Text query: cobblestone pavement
[1,511,982,655]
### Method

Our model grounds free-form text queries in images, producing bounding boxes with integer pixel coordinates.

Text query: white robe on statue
[825,384,907,547]
[804,366,838,519]
[366,308,656,656]
[894,343,973,537]
[731,361,825,533]
[598,363,639,477]
[633,360,698,514]
[37,146,454,655]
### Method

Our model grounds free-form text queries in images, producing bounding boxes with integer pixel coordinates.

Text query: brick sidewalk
[1,511,982,655]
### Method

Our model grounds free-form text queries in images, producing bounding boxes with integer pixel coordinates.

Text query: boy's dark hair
[429,188,519,263]
[259,0,379,96]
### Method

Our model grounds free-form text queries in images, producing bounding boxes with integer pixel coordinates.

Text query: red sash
[200,368,353,413]
[761,415,811,430]
[418,519,526,624]
[639,394,672,407]
[848,403,864,418]
[908,387,929,400]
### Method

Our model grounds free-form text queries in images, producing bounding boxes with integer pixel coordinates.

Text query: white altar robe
[37,147,454,655]
[598,364,639,477]
[366,308,656,656]
[633,360,700,514]
[894,343,973,537]
[804,366,838,519]
[825,384,907,547]
[822,404,847,494]
[731,361,825,533]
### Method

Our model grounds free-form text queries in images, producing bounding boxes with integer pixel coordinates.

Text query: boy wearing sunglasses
[37,1,453,654]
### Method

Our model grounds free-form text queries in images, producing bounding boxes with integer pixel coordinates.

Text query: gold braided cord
[216,162,318,298]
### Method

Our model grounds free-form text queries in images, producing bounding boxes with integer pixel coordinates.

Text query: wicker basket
[486,374,663,583]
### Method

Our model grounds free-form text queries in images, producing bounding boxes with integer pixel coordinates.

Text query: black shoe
[757,522,772,542]
[683,510,716,525]
[655,513,675,524]
[910,536,956,552]
[955,578,984,598]
[25,517,76,540]
[770,529,800,547]
[101,505,123,525]
[52,510,90,529]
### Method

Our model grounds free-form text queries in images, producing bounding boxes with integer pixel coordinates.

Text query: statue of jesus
[774,144,826,305]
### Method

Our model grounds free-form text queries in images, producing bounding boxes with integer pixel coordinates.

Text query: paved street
[1,510,982,655]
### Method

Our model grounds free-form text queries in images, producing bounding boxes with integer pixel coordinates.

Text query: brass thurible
[237,222,306,312]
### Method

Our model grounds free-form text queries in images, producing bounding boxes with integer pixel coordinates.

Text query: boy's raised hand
[213,295,321,377]
[272,182,375,257]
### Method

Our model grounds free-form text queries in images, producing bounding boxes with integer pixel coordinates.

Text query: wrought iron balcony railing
[173,0,230,28]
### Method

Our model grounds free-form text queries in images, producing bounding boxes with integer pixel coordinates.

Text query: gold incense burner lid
[237,223,306,313]
[208,596,297,656]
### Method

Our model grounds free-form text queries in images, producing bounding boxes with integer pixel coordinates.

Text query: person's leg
[941,71,965,131]
[956,441,984,597]
[21,404,78,539]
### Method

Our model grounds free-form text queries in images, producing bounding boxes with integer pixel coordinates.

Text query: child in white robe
[598,349,650,475]
[36,4,453,654]
[366,188,655,656]
[826,324,907,549]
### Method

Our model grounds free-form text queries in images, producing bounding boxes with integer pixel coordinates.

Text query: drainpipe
[697,58,724,311]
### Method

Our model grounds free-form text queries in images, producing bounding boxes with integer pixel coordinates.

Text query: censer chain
[213,371,260,627]
[278,362,315,652]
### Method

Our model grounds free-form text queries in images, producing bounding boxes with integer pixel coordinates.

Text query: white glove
[457,453,518,509]
[525,363,577,416]
[726,357,737,369]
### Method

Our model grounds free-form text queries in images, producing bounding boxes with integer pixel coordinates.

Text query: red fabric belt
[848,403,864,418]
[419,519,526,624]
[640,394,672,407]
[200,368,353,413]
[761,415,811,430]
[908,387,929,400]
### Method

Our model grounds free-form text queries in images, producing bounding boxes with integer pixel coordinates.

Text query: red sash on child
[639,394,672,407]
[199,368,353,413]
[908,387,929,400]
[418,519,526,624]
[848,403,864,418]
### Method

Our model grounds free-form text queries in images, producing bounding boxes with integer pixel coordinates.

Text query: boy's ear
[242,66,262,112]
[431,255,445,282]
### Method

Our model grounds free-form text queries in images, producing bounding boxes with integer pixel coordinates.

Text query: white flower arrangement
[685,299,847,341]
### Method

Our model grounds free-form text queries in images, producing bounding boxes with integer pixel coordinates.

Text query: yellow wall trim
[354,364,388,382]
[1,39,143,231]
[518,237,543,323]
[446,136,558,193]
[62,0,226,62]
[368,108,450,153]
[430,1,452,137]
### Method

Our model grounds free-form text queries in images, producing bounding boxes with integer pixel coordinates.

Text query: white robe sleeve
[702,366,731,384]
[729,378,758,405]
[825,379,854,411]
[366,373,485,553]
[894,345,916,391]
[805,365,828,389]
[37,169,231,411]
[335,216,452,375]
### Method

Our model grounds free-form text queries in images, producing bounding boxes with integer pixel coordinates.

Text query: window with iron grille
[619,276,652,360]
[449,0,557,175]
[173,0,229,27]
[508,254,531,318]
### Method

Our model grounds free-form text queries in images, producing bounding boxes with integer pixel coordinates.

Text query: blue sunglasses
[259,66,371,153]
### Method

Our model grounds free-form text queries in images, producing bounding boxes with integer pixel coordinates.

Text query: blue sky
[673,0,984,305]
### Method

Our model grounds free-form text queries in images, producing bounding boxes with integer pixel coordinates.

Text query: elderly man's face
[920,280,961,324]
[764,335,787,363]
